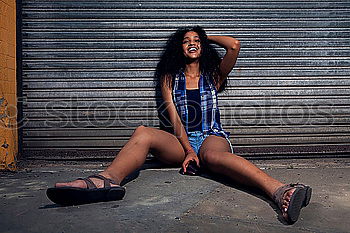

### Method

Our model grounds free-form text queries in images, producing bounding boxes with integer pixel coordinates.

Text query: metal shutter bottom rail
[20,0,350,159]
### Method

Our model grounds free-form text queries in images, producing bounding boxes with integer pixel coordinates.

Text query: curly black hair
[155,26,227,92]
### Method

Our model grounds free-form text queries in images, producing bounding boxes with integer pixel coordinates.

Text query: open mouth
[188,47,198,52]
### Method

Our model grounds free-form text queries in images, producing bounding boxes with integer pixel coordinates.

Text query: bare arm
[208,35,240,90]
[160,80,193,152]
[160,79,200,169]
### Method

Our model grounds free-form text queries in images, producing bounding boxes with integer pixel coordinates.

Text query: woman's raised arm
[208,35,240,89]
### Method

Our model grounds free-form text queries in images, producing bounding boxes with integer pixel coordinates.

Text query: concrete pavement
[0,158,349,233]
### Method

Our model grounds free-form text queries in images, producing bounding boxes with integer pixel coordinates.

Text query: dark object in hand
[180,161,201,176]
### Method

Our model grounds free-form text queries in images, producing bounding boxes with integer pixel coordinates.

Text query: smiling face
[182,31,202,60]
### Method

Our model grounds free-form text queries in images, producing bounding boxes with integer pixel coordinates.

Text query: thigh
[146,127,186,165]
[199,135,231,158]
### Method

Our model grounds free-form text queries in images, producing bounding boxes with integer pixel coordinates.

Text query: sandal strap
[77,174,118,189]
[88,174,118,188]
[77,177,97,189]
[294,183,309,189]
[273,183,297,209]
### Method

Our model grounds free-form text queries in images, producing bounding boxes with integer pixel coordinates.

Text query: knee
[132,125,152,146]
[201,149,222,166]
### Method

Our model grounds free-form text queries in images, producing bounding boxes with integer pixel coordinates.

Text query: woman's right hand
[182,152,200,173]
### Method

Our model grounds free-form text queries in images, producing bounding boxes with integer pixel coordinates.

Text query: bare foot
[55,173,120,189]
[280,188,295,219]
[55,179,91,188]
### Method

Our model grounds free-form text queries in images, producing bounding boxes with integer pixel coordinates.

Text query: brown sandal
[272,183,312,224]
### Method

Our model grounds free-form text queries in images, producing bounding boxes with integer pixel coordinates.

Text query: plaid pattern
[172,71,230,139]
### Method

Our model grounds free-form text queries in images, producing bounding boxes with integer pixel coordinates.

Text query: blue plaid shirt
[172,71,230,139]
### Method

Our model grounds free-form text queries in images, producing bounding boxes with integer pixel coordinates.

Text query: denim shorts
[187,131,234,155]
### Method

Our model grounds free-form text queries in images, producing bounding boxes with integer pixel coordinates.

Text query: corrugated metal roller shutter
[20,0,350,159]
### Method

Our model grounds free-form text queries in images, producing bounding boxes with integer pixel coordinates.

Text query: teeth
[188,47,197,52]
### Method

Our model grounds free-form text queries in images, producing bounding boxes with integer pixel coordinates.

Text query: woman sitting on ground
[47,26,312,224]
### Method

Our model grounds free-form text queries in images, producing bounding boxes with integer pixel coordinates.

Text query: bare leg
[198,135,295,219]
[199,135,283,198]
[56,126,185,188]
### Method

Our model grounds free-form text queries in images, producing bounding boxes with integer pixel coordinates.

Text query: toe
[281,188,296,220]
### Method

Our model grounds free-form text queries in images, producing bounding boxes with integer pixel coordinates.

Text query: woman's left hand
[182,152,200,173]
